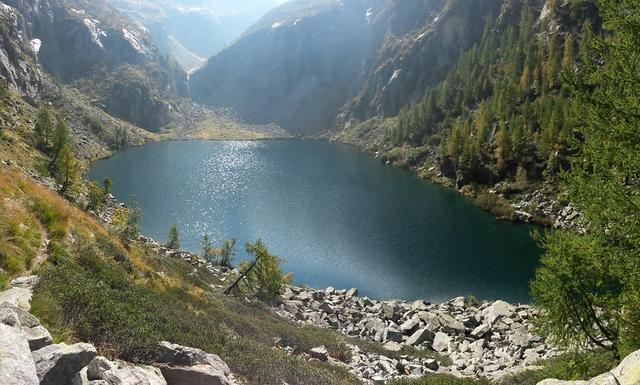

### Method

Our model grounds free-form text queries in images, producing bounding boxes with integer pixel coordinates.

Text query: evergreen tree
[201,234,214,260]
[166,225,181,250]
[55,144,81,196]
[34,107,54,152]
[112,197,142,244]
[227,240,291,300]
[49,118,71,169]
[532,0,640,358]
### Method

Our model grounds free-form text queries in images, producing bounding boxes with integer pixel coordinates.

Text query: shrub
[474,191,514,219]
[228,240,291,301]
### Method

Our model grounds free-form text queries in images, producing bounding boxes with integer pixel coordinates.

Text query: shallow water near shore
[88,140,541,302]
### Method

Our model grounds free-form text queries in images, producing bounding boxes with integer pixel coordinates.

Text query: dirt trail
[25,229,50,276]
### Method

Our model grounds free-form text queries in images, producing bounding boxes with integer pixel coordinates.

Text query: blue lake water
[88,140,540,302]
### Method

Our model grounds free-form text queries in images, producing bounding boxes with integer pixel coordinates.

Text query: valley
[0,0,639,385]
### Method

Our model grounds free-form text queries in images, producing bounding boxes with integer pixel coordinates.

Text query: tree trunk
[223,255,262,295]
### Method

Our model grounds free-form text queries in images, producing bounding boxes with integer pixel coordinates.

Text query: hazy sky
[166,0,288,14]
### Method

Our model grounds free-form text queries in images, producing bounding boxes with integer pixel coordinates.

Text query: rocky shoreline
[136,232,555,384]
[275,285,556,382]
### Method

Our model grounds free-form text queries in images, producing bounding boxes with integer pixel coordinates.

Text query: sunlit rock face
[0,2,42,99]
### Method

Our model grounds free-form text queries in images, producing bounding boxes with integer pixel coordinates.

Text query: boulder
[88,356,166,385]
[366,318,386,341]
[154,341,235,385]
[0,303,20,327]
[586,373,619,385]
[156,365,234,385]
[0,288,32,311]
[157,341,231,375]
[509,323,532,348]
[437,313,465,334]
[470,323,490,339]
[424,358,439,371]
[310,346,329,361]
[432,332,451,353]
[411,300,429,312]
[346,288,359,298]
[0,323,39,385]
[383,341,403,352]
[611,349,640,385]
[87,356,118,380]
[399,318,420,333]
[318,302,335,313]
[383,326,404,342]
[483,301,514,325]
[417,311,440,331]
[103,365,166,385]
[536,381,585,385]
[10,276,39,289]
[382,302,401,321]
[71,367,88,385]
[450,297,466,308]
[33,342,97,385]
[0,302,40,328]
[25,325,52,351]
[405,328,435,346]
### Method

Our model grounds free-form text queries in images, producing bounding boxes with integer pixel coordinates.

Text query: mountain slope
[2,0,188,132]
[190,0,389,134]
[108,0,287,71]
[188,0,505,134]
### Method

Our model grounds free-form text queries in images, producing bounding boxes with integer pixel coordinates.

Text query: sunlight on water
[88,140,540,302]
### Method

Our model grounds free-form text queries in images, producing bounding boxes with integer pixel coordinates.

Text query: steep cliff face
[0,3,42,100]
[190,0,387,134]
[340,0,504,122]
[2,0,187,131]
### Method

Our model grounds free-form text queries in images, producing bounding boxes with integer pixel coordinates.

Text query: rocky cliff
[0,2,42,100]
[340,0,504,122]
[2,0,187,132]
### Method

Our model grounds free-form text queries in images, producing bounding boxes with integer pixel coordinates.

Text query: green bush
[474,191,514,219]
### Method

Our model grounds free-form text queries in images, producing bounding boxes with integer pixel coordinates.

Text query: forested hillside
[375,0,599,194]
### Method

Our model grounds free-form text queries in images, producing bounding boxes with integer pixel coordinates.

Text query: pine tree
[55,144,81,196]
[562,35,576,69]
[49,118,71,169]
[166,225,181,250]
[34,107,54,152]
[532,0,640,358]
[225,240,291,300]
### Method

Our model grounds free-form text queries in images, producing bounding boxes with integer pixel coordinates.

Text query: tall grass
[0,201,42,285]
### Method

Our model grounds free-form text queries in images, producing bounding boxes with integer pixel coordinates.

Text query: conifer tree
[532,0,640,358]
[55,144,81,196]
[49,118,71,169]
[34,107,54,152]
[166,225,181,250]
